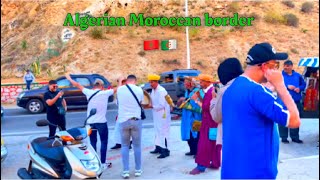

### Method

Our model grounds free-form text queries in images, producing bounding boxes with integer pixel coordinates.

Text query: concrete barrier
[1,82,47,104]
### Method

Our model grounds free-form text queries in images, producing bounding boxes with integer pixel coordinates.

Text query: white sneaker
[122,171,130,179]
[135,169,142,177]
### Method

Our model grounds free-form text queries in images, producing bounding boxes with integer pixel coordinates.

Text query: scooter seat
[31,137,65,164]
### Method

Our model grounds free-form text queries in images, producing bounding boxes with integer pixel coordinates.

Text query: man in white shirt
[117,74,144,179]
[65,74,119,170]
[146,74,171,159]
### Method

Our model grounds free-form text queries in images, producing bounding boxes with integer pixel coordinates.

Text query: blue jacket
[180,87,204,141]
[282,70,306,102]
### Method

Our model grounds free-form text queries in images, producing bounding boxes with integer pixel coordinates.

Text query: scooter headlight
[81,157,100,171]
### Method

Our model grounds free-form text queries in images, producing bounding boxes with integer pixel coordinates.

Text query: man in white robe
[147,74,171,159]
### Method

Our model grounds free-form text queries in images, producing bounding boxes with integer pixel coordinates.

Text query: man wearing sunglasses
[44,80,67,137]
[221,42,301,179]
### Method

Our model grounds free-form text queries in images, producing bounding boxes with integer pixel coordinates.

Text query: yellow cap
[198,74,214,82]
[147,74,160,81]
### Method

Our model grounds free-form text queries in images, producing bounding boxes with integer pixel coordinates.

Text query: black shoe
[292,139,303,144]
[150,146,161,154]
[281,139,289,144]
[185,152,195,156]
[110,144,121,149]
[157,149,170,159]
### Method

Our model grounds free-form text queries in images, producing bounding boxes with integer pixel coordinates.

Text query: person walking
[117,75,144,178]
[44,80,67,137]
[189,74,221,175]
[65,74,118,170]
[23,70,35,90]
[221,42,301,179]
[147,74,171,159]
[279,60,306,143]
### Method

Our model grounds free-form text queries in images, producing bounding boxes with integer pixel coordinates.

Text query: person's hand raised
[264,69,284,88]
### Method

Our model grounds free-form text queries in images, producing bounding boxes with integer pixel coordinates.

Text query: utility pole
[185,0,191,69]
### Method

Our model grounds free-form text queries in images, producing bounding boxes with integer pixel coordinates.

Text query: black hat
[218,58,244,85]
[246,43,288,65]
[48,80,57,85]
[284,60,293,65]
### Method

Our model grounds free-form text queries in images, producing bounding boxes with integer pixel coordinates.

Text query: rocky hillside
[1,0,319,84]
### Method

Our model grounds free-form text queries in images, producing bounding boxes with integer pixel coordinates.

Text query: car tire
[27,99,44,114]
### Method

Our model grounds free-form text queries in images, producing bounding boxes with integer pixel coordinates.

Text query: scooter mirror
[36,119,50,127]
[89,108,97,116]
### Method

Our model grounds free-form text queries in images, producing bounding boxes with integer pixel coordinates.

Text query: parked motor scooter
[1,137,8,162]
[17,108,103,179]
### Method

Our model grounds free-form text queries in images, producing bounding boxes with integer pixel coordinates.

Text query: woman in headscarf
[211,58,244,147]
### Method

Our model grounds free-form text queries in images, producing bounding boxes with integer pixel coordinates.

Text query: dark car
[1,106,3,121]
[142,69,201,102]
[17,74,114,114]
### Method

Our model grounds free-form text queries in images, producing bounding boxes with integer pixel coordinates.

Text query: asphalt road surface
[1,104,161,136]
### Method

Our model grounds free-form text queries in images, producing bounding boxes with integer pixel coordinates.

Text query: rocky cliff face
[1,0,319,84]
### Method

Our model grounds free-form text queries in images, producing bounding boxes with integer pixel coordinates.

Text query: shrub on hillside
[90,28,104,39]
[264,11,286,24]
[138,51,146,57]
[189,28,200,38]
[21,40,27,50]
[282,1,295,8]
[283,13,299,27]
[228,2,240,13]
[301,2,314,13]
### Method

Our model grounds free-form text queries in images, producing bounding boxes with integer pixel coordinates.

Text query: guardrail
[1,82,48,104]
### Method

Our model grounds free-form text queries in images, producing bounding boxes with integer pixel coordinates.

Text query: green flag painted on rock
[161,40,177,50]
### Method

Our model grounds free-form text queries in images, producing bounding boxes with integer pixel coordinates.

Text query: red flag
[144,40,159,50]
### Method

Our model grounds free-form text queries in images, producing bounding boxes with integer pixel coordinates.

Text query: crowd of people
[41,42,318,179]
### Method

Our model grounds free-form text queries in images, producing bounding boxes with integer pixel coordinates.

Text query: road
[1,104,170,136]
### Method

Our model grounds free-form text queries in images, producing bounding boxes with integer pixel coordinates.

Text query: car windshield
[67,127,87,141]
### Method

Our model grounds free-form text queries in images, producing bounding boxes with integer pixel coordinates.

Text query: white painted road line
[2,121,181,136]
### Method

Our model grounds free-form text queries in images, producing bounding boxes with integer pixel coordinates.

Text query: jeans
[120,119,142,171]
[278,101,302,140]
[26,80,32,90]
[187,131,199,154]
[90,123,109,164]
[48,115,66,138]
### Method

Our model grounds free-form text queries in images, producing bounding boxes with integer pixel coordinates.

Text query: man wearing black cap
[221,43,301,179]
[44,80,67,137]
[279,60,306,144]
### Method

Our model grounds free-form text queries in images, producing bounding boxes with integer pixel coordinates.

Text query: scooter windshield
[67,128,87,141]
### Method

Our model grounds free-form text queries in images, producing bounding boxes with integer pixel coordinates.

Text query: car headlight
[81,157,100,171]
[18,93,25,99]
